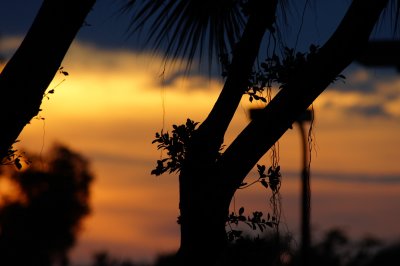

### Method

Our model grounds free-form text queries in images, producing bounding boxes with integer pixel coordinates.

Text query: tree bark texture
[0,0,96,161]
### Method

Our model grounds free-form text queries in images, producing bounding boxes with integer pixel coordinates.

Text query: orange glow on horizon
[2,39,400,264]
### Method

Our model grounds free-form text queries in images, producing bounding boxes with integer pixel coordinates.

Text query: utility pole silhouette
[249,108,313,266]
[297,109,313,266]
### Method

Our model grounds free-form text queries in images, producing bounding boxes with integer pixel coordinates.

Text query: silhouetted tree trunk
[0,0,96,161]
[176,0,389,265]
[177,1,278,265]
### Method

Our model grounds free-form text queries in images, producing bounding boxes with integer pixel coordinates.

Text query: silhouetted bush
[90,251,148,266]
[288,228,385,266]
[365,241,400,266]
[219,234,292,266]
[151,228,400,266]
[0,144,94,266]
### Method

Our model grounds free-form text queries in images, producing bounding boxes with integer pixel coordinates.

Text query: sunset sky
[1,1,400,265]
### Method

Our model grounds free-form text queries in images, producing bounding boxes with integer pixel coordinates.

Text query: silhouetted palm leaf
[121,0,246,70]
[121,0,399,72]
[382,0,400,33]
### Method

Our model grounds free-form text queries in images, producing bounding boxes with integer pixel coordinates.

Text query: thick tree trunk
[177,169,229,265]
[176,1,278,265]
[177,0,389,265]
[0,0,96,161]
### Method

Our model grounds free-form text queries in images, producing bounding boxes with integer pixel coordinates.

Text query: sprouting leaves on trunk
[151,119,199,176]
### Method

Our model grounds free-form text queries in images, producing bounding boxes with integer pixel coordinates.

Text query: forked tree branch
[218,0,390,198]
[194,0,278,153]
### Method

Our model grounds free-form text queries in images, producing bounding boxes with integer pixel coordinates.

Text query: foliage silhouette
[0,143,94,266]
[3,1,399,265]
[151,228,400,266]
[365,242,400,266]
[74,228,400,266]
[1,140,30,170]
[125,0,400,265]
[122,0,249,72]
[151,119,199,176]
[90,251,147,266]
[152,233,291,266]
[286,228,389,266]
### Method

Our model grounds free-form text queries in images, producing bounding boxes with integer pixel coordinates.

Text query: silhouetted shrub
[0,144,94,266]
[91,251,147,266]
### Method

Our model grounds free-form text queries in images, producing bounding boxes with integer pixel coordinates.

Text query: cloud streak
[2,36,400,264]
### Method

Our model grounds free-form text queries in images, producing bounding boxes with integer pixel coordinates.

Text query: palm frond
[378,0,400,37]
[120,0,246,72]
[389,0,400,35]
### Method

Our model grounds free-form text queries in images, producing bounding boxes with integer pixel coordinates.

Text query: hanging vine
[150,44,344,242]
[226,44,343,240]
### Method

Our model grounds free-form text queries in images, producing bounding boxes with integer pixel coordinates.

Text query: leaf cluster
[1,142,30,170]
[244,44,346,103]
[43,67,68,101]
[226,206,278,242]
[151,119,199,176]
[261,45,320,90]
[58,66,69,76]
[239,164,281,193]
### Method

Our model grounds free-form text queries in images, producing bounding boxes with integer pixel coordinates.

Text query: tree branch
[218,0,390,197]
[193,0,278,155]
[0,0,96,160]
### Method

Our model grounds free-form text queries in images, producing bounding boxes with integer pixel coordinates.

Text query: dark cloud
[331,63,399,93]
[345,104,390,118]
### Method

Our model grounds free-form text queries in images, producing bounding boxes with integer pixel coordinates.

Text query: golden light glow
[2,38,400,263]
